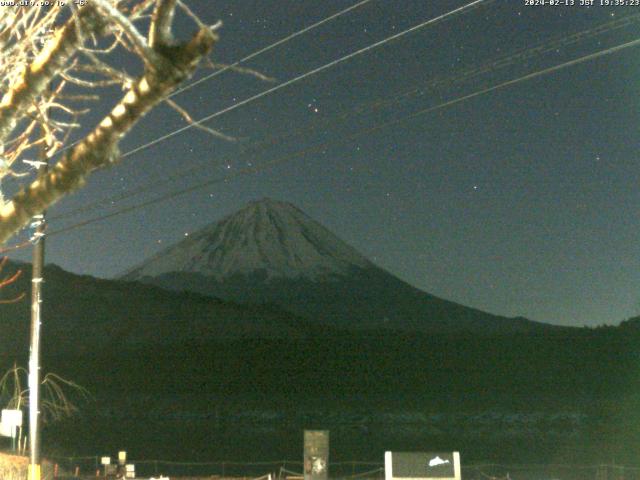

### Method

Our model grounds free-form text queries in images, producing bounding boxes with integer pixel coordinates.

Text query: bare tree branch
[93,0,161,67]
[0,25,217,244]
[0,6,107,145]
[0,2,225,245]
[0,365,89,423]
[165,98,235,141]
[150,0,178,48]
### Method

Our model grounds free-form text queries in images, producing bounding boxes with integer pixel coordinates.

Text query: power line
[50,0,375,159]
[49,0,497,222]
[45,36,640,240]
[119,0,494,159]
[169,0,375,98]
[387,10,640,106]
[50,11,640,222]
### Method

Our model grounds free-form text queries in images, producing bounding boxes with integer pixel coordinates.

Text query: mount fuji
[124,198,373,281]
[122,198,551,334]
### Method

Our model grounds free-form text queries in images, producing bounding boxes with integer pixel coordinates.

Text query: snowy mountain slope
[122,198,554,333]
[123,198,372,281]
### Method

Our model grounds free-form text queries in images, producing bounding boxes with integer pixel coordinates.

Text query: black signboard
[385,452,460,480]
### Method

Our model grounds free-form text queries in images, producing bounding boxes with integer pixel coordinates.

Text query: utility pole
[28,141,48,480]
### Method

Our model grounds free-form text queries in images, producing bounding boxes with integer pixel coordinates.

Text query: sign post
[304,430,329,480]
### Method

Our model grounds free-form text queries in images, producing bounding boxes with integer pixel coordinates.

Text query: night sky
[7,0,640,327]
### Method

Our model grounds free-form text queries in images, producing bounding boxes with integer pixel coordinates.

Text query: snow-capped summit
[123,198,372,281]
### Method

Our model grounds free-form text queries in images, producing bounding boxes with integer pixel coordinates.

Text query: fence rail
[44,456,640,480]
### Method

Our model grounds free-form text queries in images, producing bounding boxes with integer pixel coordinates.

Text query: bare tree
[0,1,220,245]
[0,364,89,424]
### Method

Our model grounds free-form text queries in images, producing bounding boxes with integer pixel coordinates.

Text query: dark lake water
[35,394,634,476]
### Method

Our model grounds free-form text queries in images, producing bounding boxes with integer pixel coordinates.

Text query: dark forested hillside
[1,260,638,464]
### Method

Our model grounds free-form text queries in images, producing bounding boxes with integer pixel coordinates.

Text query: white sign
[125,464,135,478]
[101,457,111,465]
[1,410,22,427]
[0,422,13,437]
[0,410,22,438]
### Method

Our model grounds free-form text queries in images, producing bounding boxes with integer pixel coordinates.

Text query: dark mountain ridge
[143,267,552,334]
[0,260,322,361]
